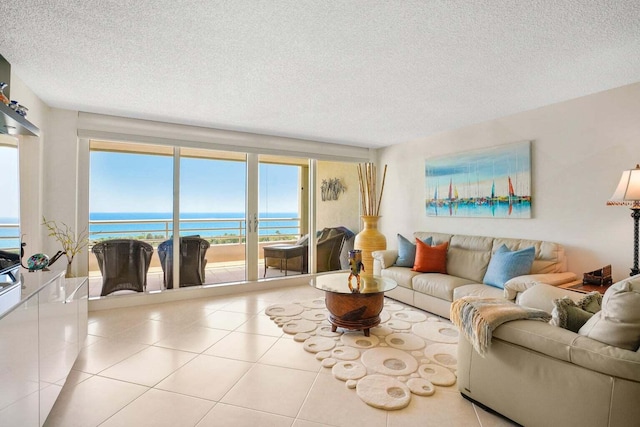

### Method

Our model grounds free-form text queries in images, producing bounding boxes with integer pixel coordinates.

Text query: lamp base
[631,208,639,277]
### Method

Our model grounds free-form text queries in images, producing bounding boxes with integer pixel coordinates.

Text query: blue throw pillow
[483,244,535,289]
[395,234,432,267]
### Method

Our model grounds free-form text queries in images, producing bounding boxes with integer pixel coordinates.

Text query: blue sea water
[0,217,20,250]
[89,212,300,240]
[0,212,300,250]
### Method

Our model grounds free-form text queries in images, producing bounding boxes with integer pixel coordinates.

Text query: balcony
[88,216,303,298]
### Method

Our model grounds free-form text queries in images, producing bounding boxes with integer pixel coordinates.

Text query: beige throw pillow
[578,276,640,351]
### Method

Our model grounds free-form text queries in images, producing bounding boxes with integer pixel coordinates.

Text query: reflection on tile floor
[44,285,519,427]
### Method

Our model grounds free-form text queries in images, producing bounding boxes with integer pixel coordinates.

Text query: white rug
[265,297,459,410]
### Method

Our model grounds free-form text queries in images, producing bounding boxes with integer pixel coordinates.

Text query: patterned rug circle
[265,298,458,409]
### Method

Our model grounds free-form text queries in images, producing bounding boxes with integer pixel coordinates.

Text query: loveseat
[457,279,640,427]
[372,231,577,319]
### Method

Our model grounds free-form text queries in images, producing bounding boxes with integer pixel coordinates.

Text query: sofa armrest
[571,335,640,382]
[493,319,575,362]
[513,282,585,313]
[503,272,578,300]
[372,250,398,271]
[493,320,640,382]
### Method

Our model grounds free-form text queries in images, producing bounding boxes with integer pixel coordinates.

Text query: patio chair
[92,239,154,296]
[157,236,210,289]
[316,232,346,273]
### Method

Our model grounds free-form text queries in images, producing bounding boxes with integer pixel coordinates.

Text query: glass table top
[309,271,397,294]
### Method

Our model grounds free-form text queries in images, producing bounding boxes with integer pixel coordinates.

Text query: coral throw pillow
[395,234,433,267]
[412,240,448,273]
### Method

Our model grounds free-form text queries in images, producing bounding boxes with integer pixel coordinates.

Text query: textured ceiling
[1,1,639,148]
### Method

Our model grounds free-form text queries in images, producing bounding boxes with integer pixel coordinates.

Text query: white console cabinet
[0,269,88,426]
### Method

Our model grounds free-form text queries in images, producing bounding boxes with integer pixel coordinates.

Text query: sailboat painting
[425,141,532,218]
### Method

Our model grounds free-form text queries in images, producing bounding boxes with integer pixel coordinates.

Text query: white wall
[377,82,640,282]
[41,109,83,275]
[10,72,49,255]
[317,160,360,234]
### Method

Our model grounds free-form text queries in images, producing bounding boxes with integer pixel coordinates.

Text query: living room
[1,2,639,426]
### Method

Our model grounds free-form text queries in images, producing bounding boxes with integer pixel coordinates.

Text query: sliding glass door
[180,149,247,285]
[258,155,308,279]
[89,142,174,296]
[88,141,316,297]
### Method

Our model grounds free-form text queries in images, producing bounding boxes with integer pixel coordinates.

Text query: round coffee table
[310,272,397,336]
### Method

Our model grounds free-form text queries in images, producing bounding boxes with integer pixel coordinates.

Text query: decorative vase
[353,215,386,276]
[66,262,74,278]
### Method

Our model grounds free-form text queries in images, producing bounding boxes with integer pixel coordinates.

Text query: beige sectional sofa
[372,231,577,319]
[457,280,640,427]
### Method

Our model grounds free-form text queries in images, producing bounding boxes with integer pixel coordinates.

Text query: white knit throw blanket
[450,297,551,356]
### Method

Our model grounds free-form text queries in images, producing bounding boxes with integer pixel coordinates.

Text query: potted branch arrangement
[354,163,388,274]
[42,217,89,277]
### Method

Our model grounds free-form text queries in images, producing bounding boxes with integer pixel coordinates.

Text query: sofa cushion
[493,237,567,274]
[413,231,452,247]
[413,240,448,273]
[453,284,505,301]
[578,276,640,351]
[446,235,493,283]
[483,244,535,289]
[412,273,476,301]
[381,266,421,290]
[395,234,432,267]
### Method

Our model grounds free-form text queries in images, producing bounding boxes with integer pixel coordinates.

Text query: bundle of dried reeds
[357,163,387,216]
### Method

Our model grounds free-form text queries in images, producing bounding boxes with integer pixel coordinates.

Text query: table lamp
[607,164,640,276]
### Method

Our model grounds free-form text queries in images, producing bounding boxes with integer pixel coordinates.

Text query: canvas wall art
[425,141,532,218]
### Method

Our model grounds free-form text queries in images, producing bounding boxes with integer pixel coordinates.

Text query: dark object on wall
[92,239,153,296]
[582,265,613,286]
[321,178,346,201]
[158,236,210,289]
[0,54,39,136]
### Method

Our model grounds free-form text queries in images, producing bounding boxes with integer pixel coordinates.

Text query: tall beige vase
[353,215,386,276]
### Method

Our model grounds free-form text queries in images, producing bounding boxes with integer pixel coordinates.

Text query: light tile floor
[44,285,519,427]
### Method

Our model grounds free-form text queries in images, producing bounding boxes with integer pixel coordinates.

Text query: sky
[89,151,300,214]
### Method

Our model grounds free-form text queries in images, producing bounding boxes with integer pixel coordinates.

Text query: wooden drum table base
[310,272,397,337]
[325,292,384,336]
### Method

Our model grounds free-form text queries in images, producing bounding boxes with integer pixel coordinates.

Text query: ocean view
[0,217,19,251]
[0,212,301,250]
[90,212,300,241]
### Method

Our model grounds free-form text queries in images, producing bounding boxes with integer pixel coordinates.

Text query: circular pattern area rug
[265,298,459,410]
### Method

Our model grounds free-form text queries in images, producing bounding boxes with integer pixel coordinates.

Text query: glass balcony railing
[88,216,301,247]
[0,223,20,252]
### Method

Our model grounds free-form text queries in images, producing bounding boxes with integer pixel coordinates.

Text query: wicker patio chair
[157,236,210,289]
[92,239,154,296]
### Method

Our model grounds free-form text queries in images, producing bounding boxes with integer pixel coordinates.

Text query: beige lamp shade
[607,164,640,207]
